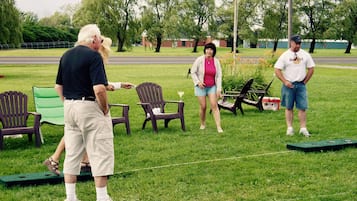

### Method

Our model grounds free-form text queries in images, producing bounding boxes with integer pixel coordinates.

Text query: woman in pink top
[191,43,223,133]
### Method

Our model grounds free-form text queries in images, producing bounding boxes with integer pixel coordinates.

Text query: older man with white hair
[55,24,113,201]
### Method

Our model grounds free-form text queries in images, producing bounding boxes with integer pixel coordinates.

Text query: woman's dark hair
[204,42,217,57]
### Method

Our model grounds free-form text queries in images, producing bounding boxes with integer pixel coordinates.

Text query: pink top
[204,58,216,87]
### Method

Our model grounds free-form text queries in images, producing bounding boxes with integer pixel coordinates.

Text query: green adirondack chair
[33,86,64,126]
[32,86,131,135]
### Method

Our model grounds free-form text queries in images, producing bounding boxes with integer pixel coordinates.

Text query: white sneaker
[217,127,223,133]
[299,128,311,137]
[286,127,294,136]
[200,125,205,130]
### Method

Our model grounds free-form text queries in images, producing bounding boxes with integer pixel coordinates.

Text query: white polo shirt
[274,49,315,82]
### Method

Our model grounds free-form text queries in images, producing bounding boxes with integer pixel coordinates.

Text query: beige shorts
[63,100,114,177]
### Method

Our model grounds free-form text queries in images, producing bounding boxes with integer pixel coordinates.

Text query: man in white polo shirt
[274,35,315,137]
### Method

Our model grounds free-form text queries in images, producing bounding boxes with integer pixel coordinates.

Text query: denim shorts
[194,85,217,96]
[281,82,308,110]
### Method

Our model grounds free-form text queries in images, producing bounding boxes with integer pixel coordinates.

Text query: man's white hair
[76,24,101,45]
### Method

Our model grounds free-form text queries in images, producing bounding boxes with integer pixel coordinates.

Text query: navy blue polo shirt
[56,45,108,99]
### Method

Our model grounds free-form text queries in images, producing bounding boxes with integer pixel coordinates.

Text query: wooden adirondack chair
[241,78,274,111]
[0,91,42,150]
[136,82,185,133]
[110,103,131,135]
[217,78,254,115]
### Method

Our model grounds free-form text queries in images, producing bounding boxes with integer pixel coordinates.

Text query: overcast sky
[15,0,81,18]
[15,0,223,19]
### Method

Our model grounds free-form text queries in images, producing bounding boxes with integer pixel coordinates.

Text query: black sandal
[43,157,60,175]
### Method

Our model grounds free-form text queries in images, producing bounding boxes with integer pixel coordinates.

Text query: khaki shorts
[63,100,114,177]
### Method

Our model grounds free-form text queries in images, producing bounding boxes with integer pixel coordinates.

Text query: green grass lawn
[0,46,355,57]
[0,50,356,200]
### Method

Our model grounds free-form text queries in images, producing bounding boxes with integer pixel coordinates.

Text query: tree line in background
[0,0,356,53]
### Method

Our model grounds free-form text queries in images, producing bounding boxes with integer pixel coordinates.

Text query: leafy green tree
[99,0,138,52]
[20,12,39,25]
[178,0,215,52]
[72,0,97,26]
[214,0,243,52]
[327,0,357,53]
[163,5,181,45]
[39,12,71,30]
[0,0,22,46]
[260,0,288,52]
[215,0,234,43]
[141,0,179,52]
[236,0,261,48]
[74,0,138,52]
[215,0,261,51]
[297,0,335,53]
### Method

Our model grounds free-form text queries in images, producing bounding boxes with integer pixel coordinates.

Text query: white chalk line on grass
[114,151,355,199]
[114,150,292,175]
[318,65,357,70]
